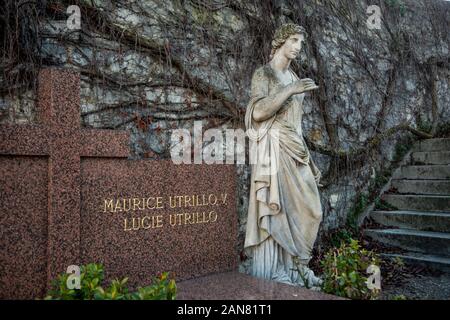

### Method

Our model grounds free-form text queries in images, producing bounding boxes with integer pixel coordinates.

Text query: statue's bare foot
[297,265,323,288]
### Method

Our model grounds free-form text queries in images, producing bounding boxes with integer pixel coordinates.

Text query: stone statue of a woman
[244,23,323,288]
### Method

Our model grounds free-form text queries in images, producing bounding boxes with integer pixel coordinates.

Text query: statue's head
[270,23,308,61]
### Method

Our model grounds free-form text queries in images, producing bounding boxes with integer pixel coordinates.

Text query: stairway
[364,138,450,272]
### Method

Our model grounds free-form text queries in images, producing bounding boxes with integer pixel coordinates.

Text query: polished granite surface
[177,271,344,300]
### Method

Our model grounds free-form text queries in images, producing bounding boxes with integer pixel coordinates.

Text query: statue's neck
[269,54,292,72]
[267,62,296,85]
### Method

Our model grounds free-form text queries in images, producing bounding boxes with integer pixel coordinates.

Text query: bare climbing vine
[1,0,449,188]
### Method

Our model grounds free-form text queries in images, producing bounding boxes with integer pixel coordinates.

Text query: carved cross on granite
[0,68,130,285]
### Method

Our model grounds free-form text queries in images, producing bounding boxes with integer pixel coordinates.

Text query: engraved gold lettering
[208,194,217,206]
[123,198,131,212]
[156,197,164,209]
[184,195,193,207]
[104,199,114,213]
[124,218,132,231]
[133,198,142,211]
[114,199,122,212]
[156,215,163,228]
[221,193,228,205]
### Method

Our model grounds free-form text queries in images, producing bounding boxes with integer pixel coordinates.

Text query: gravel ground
[381,273,450,300]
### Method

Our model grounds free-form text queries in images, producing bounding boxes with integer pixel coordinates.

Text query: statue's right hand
[290,78,319,94]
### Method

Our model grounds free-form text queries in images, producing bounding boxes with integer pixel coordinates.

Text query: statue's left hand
[290,78,319,95]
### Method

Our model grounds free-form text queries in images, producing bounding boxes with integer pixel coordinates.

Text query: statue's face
[278,33,304,60]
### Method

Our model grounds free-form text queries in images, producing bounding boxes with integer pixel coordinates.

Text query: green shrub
[321,239,381,300]
[346,193,369,231]
[44,263,176,300]
[329,228,355,248]
[369,169,390,193]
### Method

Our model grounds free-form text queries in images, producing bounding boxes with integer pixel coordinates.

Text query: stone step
[382,253,450,273]
[364,228,450,257]
[392,165,450,180]
[370,210,450,233]
[412,138,450,152]
[411,151,450,165]
[391,179,450,195]
[381,194,450,212]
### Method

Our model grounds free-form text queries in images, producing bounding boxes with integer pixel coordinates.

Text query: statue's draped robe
[244,65,323,285]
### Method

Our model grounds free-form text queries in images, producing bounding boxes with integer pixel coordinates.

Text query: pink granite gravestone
[0,69,237,299]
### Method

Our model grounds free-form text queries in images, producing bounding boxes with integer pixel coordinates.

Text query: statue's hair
[270,23,308,60]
